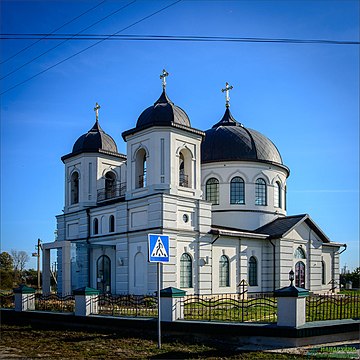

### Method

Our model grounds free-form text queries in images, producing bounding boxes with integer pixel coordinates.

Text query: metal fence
[306,293,360,321]
[95,294,158,317]
[0,292,15,309]
[182,293,277,323]
[35,293,75,313]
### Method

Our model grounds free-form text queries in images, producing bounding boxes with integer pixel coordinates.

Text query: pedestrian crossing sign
[148,234,170,263]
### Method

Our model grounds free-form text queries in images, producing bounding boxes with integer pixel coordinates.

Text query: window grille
[206,178,219,205]
[180,253,193,288]
[255,178,266,205]
[230,177,245,204]
[219,255,230,287]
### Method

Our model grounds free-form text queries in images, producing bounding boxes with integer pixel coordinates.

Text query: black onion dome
[72,120,118,154]
[136,90,191,128]
[201,108,286,170]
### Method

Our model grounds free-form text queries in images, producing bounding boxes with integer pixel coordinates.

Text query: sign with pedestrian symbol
[148,234,170,263]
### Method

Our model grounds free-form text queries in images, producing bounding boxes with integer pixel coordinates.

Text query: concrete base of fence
[13,285,36,312]
[73,287,100,317]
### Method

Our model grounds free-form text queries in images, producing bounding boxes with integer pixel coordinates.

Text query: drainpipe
[269,239,276,291]
[86,208,91,287]
[332,244,347,291]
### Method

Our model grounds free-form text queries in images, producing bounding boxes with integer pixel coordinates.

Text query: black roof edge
[61,149,127,163]
[122,122,205,141]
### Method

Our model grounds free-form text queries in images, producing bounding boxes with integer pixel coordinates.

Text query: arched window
[249,256,258,286]
[294,247,306,259]
[219,255,230,287]
[93,218,99,235]
[70,171,79,204]
[97,255,111,293]
[230,177,245,204]
[284,185,287,211]
[206,178,219,205]
[105,171,116,199]
[255,178,267,205]
[135,148,147,188]
[180,253,192,288]
[321,261,326,285]
[274,181,281,208]
[109,215,115,233]
[295,261,306,288]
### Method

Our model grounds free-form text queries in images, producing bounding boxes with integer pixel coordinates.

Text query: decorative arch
[178,147,193,188]
[219,255,230,287]
[180,253,193,288]
[109,215,115,233]
[70,171,79,205]
[104,171,117,199]
[96,255,111,293]
[294,247,306,259]
[226,170,249,184]
[134,147,147,188]
[248,256,258,286]
[93,218,99,235]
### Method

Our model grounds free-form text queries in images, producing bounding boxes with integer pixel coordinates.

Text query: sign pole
[157,261,161,349]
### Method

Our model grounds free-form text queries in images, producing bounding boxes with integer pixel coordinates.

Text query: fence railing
[95,294,158,317]
[306,293,360,321]
[181,294,277,323]
[97,182,126,202]
[35,293,75,313]
[0,292,15,309]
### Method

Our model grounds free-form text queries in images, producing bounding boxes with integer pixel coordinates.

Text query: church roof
[62,119,125,162]
[122,90,205,140]
[255,214,330,242]
[201,107,289,174]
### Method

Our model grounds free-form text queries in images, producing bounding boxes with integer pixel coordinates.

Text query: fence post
[73,287,100,316]
[274,285,309,327]
[13,285,36,312]
[160,287,186,322]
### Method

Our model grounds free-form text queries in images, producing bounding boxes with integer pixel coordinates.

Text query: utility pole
[32,238,42,290]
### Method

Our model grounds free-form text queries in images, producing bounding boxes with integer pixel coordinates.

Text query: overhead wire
[1,33,358,45]
[0,0,183,96]
[0,1,136,80]
[0,0,107,65]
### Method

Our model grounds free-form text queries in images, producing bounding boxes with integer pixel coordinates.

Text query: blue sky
[1,0,359,272]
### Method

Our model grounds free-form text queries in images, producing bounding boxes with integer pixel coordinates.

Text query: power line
[0,0,182,96]
[1,33,359,45]
[0,0,107,65]
[0,1,136,80]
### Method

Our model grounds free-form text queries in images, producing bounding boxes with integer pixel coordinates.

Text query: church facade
[42,72,345,296]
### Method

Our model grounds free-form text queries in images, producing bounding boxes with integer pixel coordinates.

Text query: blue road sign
[148,234,170,263]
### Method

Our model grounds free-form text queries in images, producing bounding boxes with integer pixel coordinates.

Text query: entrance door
[295,261,305,288]
[97,255,111,293]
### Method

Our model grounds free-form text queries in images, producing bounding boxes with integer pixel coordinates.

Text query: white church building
[42,71,345,296]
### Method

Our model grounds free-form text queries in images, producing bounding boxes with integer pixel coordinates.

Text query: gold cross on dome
[94,102,101,121]
[221,82,233,108]
[160,69,169,89]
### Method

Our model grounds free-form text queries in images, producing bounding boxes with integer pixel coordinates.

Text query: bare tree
[11,250,29,273]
